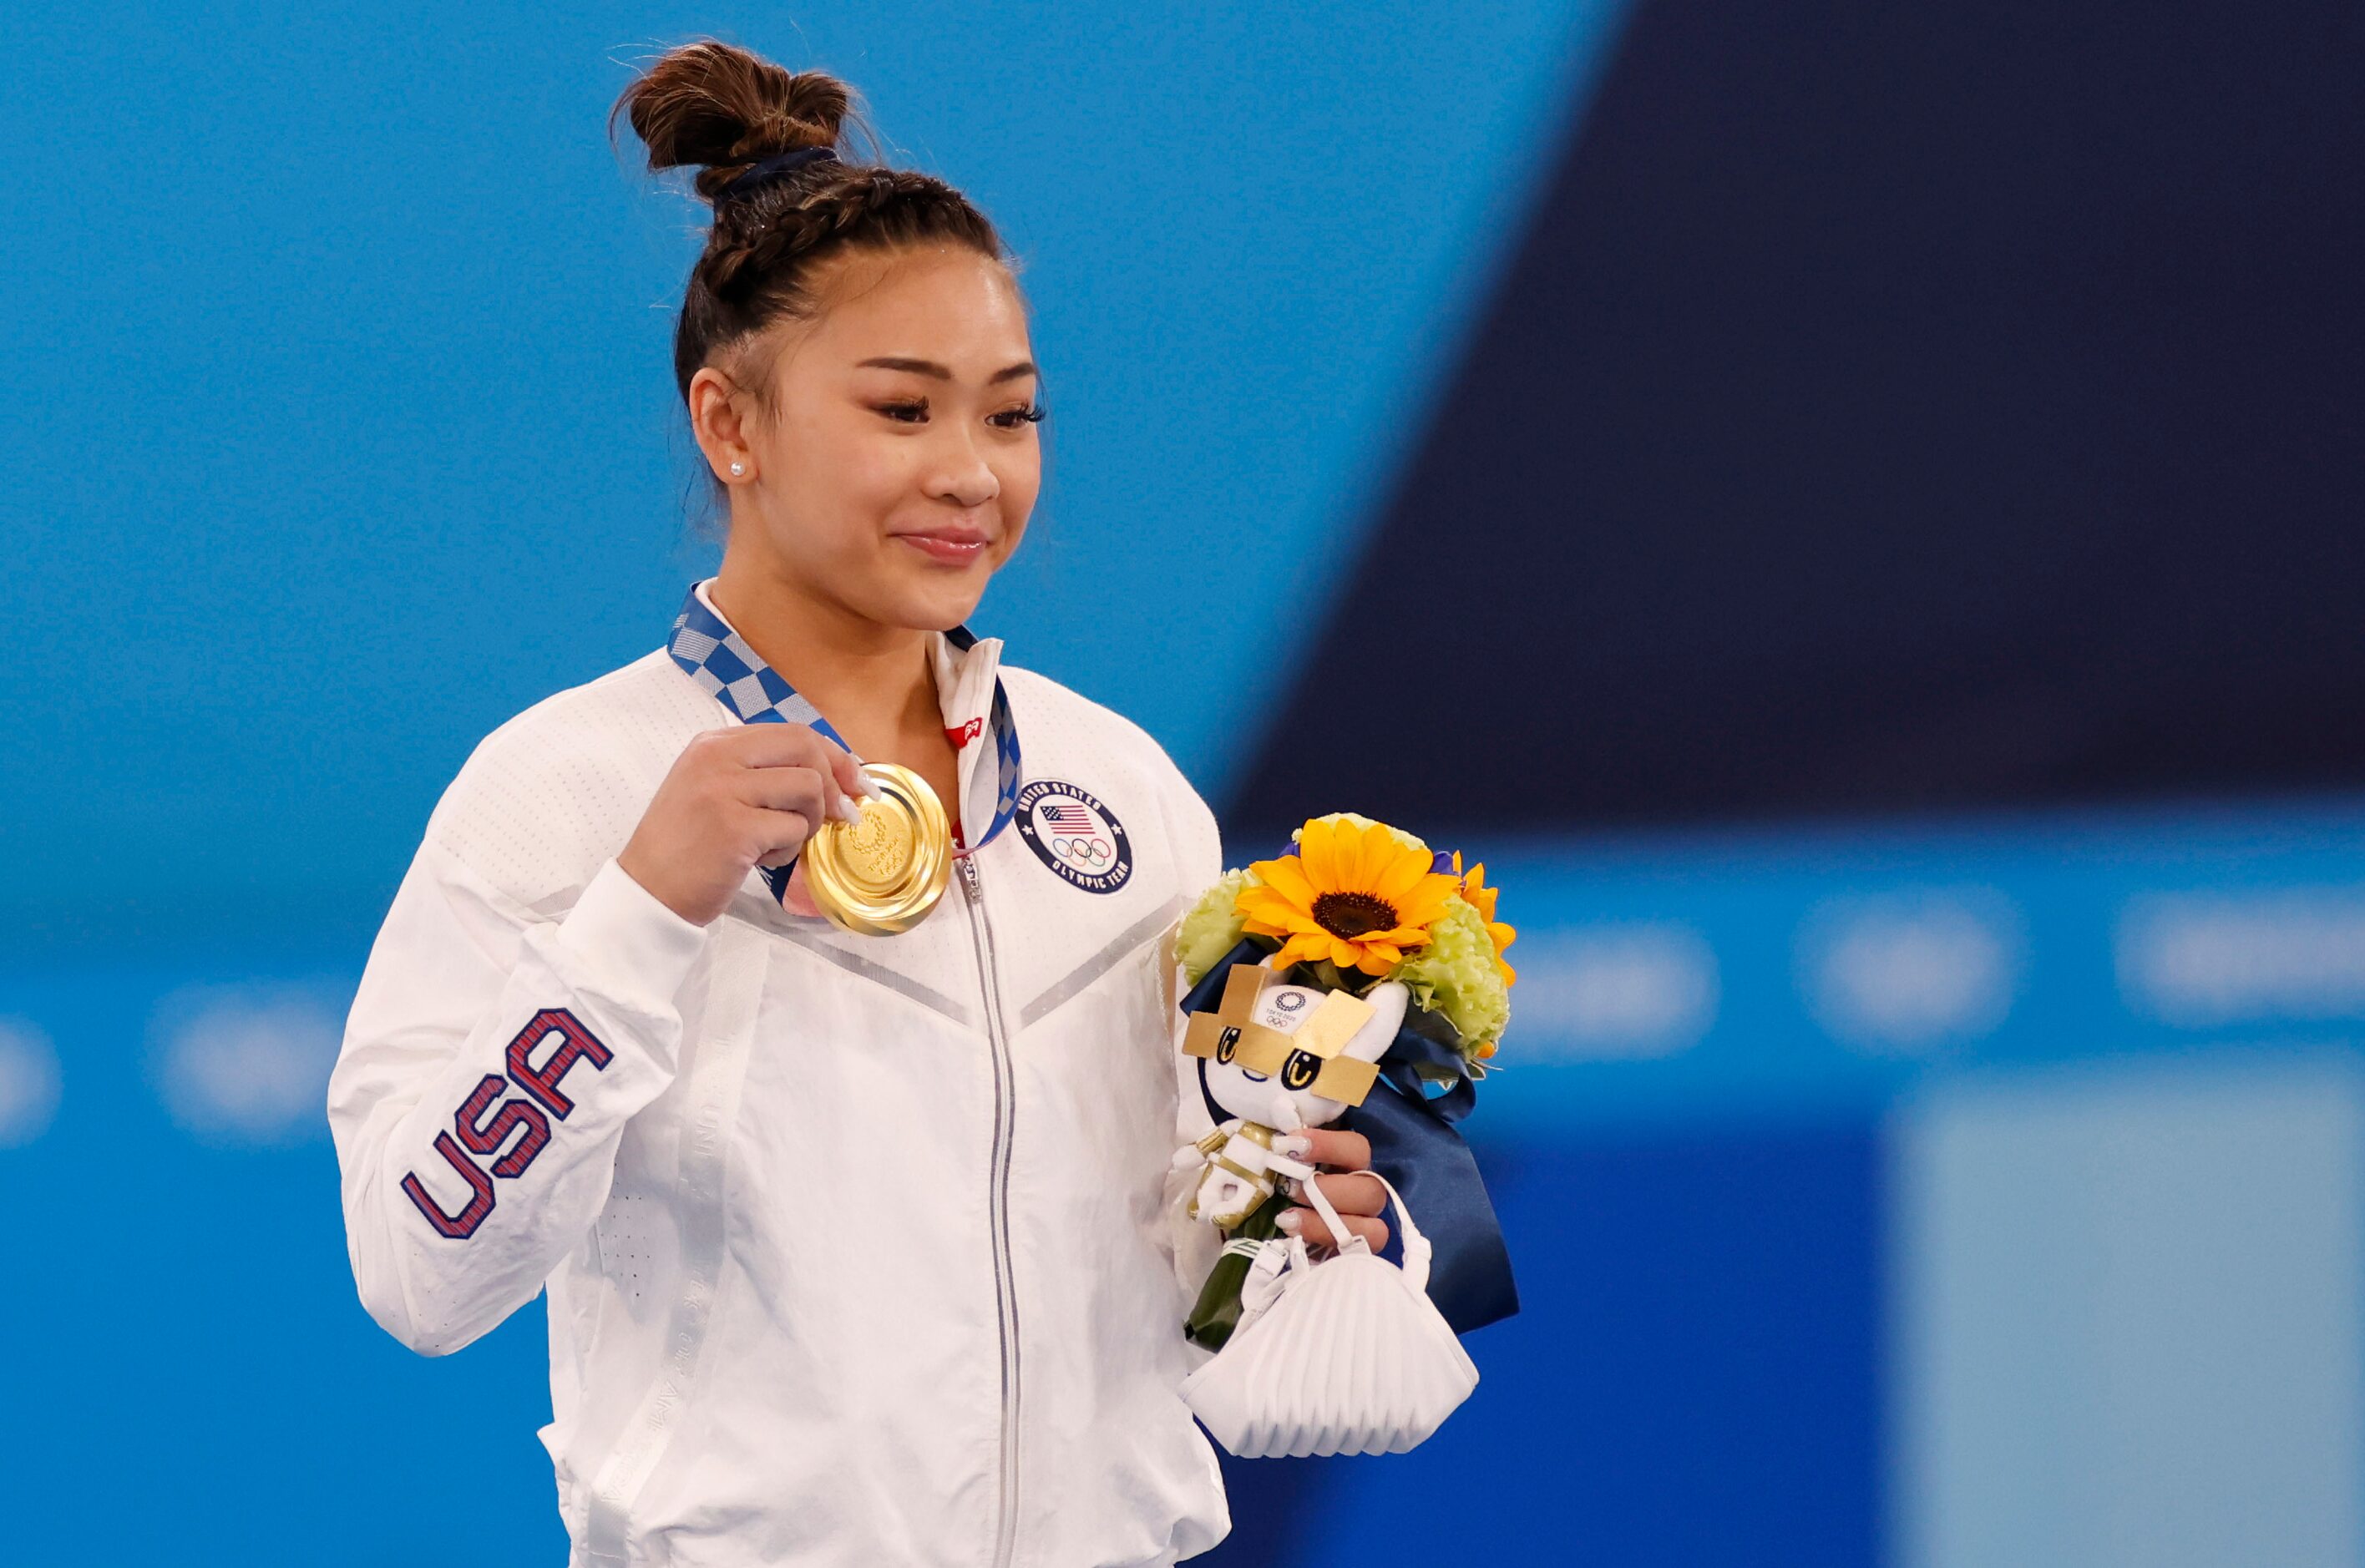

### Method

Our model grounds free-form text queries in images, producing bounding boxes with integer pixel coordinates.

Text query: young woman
[326,40,1390,1568]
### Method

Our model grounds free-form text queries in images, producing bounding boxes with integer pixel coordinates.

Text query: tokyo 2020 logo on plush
[1015,780,1132,894]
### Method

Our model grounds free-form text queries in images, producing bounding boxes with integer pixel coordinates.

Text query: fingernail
[1274,1210,1303,1235]
[833,795,863,826]
[1275,1135,1312,1160]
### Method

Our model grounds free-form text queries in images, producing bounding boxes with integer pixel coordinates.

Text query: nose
[928,427,1000,510]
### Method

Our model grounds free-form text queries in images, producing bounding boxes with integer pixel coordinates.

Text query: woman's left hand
[1276,1127,1389,1253]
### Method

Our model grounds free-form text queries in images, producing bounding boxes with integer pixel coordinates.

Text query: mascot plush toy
[1172,960,1409,1347]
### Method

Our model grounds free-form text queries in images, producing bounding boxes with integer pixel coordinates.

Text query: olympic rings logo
[1052,834,1113,866]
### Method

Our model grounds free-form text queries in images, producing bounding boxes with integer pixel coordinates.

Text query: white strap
[1233,1235,1301,1333]
[1268,1156,1433,1296]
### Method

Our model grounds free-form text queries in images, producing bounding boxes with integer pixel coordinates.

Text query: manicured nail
[833,795,863,826]
[845,758,886,800]
[1274,1210,1303,1235]
[1275,1135,1312,1160]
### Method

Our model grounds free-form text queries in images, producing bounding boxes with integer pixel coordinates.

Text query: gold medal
[801,761,954,935]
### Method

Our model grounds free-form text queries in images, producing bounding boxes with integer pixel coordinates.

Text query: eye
[989,402,1047,430]
[873,399,929,424]
[1215,1026,1240,1064]
[1280,1051,1320,1091]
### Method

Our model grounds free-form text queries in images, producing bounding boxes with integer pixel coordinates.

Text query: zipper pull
[957,853,983,902]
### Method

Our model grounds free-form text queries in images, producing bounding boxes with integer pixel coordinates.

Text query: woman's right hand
[618,724,874,926]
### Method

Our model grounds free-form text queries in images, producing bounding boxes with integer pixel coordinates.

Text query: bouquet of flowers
[1172,812,1516,1353]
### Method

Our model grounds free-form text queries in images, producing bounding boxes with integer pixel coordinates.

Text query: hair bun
[613,40,856,203]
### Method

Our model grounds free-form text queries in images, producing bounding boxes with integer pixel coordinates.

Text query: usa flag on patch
[1041,802,1096,828]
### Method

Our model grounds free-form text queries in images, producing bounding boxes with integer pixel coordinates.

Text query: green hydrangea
[1390,895,1509,1059]
[1176,868,1260,985]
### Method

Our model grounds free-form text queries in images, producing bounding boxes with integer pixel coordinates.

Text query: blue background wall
[8,4,2364,1565]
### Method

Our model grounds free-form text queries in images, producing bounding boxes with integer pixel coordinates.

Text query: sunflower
[1238,815,1463,979]
[1451,850,1518,986]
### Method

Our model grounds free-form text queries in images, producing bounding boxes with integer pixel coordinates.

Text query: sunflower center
[1311,890,1399,940]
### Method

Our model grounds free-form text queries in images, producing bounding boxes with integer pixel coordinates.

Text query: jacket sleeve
[327,840,708,1357]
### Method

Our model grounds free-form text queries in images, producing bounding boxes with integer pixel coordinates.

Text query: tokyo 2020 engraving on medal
[1015,779,1132,894]
[801,761,954,934]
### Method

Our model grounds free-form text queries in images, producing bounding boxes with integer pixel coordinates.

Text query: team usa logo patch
[1015,779,1132,894]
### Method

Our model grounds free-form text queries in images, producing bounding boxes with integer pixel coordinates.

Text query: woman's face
[696,244,1042,633]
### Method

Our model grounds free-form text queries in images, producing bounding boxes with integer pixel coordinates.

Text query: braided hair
[611,41,1010,413]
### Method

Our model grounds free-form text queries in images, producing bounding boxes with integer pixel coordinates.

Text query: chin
[879,572,991,634]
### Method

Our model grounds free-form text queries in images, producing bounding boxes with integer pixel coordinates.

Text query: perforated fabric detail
[598,1189,654,1306]
[424,650,728,913]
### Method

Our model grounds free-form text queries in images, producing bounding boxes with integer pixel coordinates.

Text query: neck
[708,550,939,758]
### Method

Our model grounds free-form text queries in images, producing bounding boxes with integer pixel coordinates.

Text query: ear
[686,364,759,486]
[1341,981,1410,1065]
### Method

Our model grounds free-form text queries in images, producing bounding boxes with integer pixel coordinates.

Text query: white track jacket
[327,592,1230,1567]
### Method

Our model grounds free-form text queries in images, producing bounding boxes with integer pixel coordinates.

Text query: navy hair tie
[716,146,840,200]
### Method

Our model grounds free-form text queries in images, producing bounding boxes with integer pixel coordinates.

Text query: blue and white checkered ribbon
[666,584,1023,904]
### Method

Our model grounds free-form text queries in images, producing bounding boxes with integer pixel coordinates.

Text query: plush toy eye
[1216,1026,1241,1064]
[1280,1050,1320,1090]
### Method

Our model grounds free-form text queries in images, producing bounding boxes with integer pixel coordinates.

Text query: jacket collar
[666,579,1022,854]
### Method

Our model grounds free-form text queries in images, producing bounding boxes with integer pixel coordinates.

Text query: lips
[894,529,993,564]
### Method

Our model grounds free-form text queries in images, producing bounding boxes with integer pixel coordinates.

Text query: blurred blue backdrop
[8,3,2365,1566]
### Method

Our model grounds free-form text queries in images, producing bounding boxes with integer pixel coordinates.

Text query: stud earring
[728,460,747,477]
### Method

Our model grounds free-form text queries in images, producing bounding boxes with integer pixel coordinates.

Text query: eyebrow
[856,357,1038,384]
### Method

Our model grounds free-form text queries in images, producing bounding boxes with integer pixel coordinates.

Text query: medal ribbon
[665,584,1023,905]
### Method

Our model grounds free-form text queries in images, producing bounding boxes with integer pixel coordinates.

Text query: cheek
[832,441,924,524]
[800,469,911,568]
[996,444,1043,520]
[769,413,912,534]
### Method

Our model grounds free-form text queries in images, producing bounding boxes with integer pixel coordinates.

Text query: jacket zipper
[957,852,1022,1568]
